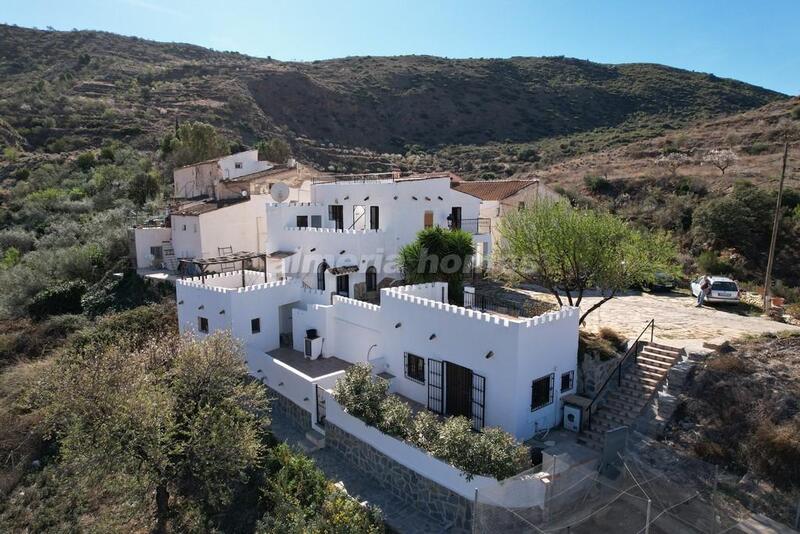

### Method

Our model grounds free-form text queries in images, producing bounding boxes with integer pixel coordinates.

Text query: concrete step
[625,373,662,386]
[306,429,326,448]
[595,411,634,428]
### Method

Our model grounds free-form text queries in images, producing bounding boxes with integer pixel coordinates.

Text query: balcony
[449,217,491,235]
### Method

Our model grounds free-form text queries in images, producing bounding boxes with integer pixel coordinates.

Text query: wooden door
[424,210,434,229]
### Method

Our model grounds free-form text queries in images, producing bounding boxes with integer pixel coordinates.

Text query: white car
[691,276,740,304]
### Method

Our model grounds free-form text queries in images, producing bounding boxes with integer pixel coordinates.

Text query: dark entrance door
[445,361,473,419]
[329,205,344,230]
[336,274,349,297]
[450,207,462,230]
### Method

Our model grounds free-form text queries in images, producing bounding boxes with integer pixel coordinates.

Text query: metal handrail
[584,319,654,432]
[449,217,491,235]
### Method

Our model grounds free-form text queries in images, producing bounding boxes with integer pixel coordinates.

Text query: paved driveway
[517,289,800,351]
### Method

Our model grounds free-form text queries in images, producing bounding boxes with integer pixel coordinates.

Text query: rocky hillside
[0,24,787,164]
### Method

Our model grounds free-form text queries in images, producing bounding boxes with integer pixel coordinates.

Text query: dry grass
[706,354,749,374]
[0,357,52,494]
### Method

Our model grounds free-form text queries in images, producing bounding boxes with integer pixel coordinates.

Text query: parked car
[690,276,740,304]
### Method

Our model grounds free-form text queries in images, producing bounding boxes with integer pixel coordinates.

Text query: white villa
[172,171,579,443]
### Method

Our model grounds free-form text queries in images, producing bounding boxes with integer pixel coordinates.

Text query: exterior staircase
[296,428,326,453]
[578,341,683,451]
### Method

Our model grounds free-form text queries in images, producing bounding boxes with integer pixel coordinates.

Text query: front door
[445,361,473,419]
[450,207,462,230]
[336,274,349,297]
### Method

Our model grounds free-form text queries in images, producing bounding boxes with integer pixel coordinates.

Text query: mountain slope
[0,24,786,159]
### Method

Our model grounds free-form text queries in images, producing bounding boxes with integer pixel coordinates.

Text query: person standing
[697,276,711,307]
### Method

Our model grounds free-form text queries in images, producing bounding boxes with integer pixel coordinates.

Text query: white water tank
[563,404,582,432]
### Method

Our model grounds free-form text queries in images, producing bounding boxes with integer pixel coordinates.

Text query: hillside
[0,24,786,166]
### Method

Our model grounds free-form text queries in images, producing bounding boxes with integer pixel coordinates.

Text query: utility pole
[763,140,790,311]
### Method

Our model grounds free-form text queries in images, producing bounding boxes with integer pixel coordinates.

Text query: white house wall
[133,226,172,269]
[199,195,269,257]
[171,215,202,259]
[218,150,271,180]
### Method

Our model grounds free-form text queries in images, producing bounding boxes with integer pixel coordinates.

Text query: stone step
[642,343,682,357]
[306,429,326,448]
[595,411,634,428]
[633,366,665,379]
[637,355,675,369]
[638,349,679,364]
[625,373,662,386]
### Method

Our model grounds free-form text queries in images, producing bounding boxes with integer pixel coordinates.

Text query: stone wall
[325,422,473,533]
[267,385,312,431]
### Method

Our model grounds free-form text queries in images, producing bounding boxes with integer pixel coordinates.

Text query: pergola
[179,251,268,286]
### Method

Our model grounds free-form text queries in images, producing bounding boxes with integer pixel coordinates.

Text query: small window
[404,353,425,383]
[561,370,574,392]
[423,210,434,228]
[150,246,163,258]
[235,162,243,169]
[310,215,322,228]
[251,318,261,334]
[296,215,309,228]
[531,373,554,411]
[182,224,187,231]
[518,201,525,210]
[370,206,379,230]
[366,266,377,292]
[198,317,209,333]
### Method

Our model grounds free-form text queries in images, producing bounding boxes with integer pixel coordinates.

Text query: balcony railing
[312,172,399,185]
[449,218,491,235]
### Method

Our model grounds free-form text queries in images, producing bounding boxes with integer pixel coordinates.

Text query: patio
[267,346,353,379]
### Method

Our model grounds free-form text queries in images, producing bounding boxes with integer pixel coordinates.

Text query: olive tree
[495,200,679,323]
[40,332,269,533]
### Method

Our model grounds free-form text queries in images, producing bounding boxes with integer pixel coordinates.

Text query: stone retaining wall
[266,385,312,431]
[325,422,473,533]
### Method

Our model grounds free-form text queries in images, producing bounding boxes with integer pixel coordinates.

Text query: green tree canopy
[166,121,230,168]
[256,138,291,164]
[397,226,475,303]
[38,332,269,533]
[495,200,679,322]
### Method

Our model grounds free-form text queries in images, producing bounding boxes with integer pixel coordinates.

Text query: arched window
[366,266,377,292]
[317,261,328,291]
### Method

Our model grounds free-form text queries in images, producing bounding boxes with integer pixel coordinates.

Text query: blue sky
[3,0,799,95]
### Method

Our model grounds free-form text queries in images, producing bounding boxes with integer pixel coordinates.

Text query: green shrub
[334,366,531,480]
[28,280,86,319]
[696,251,733,275]
[583,175,613,195]
[75,151,95,171]
[791,106,800,121]
[377,394,412,438]
[332,363,388,426]
[742,142,770,155]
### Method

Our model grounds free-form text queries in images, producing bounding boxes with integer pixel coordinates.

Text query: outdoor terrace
[267,346,352,380]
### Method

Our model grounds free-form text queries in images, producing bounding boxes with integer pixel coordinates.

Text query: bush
[696,251,733,275]
[332,363,388,426]
[786,303,800,320]
[750,421,800,490]
[583,175,614,195]
[75,151,95,171]
[28,280,86,319]
[334,366,531,480]
[598,327,627,352]
[377,395,412,438]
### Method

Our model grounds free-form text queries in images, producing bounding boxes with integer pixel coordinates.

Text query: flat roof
[267,347,352,379]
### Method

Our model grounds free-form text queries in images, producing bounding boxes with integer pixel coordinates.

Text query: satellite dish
[270,182,290,203]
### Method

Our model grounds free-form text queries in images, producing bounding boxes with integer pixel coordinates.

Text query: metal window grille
[427,358,443,414]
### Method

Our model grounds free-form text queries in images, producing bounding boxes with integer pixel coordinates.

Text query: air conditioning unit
[563,404,582,432]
